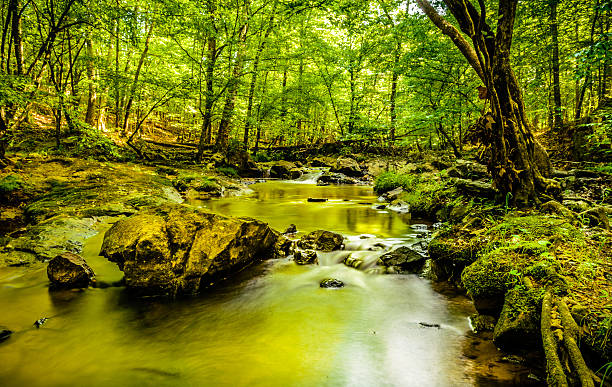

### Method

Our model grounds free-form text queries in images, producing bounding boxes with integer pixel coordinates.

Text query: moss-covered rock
[100,204,279,297]
[493,287,542,351]
[428,233,479,284]
[461,252,512,315]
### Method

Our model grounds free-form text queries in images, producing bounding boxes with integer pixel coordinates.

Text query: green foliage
[373,172,418,194]
[68,123,122,160]
[0,175,24,197]
[216,166,239,178]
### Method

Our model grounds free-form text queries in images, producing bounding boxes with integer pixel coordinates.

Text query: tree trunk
[389,43,400,142]
[243,10,275,147]
[215,22,248,152]
[84,35,97,126]
[122,22,153,133]
[196,32,217,162]
[550,0,562,130]
[10,0,23,75]
[417,0,558,206]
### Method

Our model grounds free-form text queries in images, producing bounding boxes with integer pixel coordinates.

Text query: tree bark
[10,0,23,75]
[417,0,558,206]
[84,35,97,127]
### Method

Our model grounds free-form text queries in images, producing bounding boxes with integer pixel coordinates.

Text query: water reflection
[0,181,477,387]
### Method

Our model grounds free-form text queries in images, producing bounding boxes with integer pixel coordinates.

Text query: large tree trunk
[417,0,558,206]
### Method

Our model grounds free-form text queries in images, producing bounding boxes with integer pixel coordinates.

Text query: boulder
[382,187,404,202]
[377,246,426,273]
[320,278,344,288]
[47,252,95,288]
[453,178,497,199]
[330,157,363,177]
[317,172,359,185]
[469,314,497,333]
[283,224,297,234]
[297,230,344,252]
[309,156,335,168]
[269,161,297,179]
[580,206,610,230]
[289,168,303,180]
[294,249,318,265]
[493,288,541,351]
[100,205,278,296]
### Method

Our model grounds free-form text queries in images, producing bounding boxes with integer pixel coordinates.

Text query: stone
[283,224,297,234]
[580,206,610,230]
[294,250,318,265]
[320,278,344,288]
[289,168,303,180]
[377,246,426,273]
[383,187,404,202]
[469,314,497,333]
[343,255,364,269]
[453,159,489,179]
[317,172,359,185]
[453,178,497,199]
[309,156,335,168]
[297,230,344,252]
[0,327,13,343]
[47,252,95,288]
[493,288,541,351]
[269,161,297,179]
[330,157,363,177]
[100,204,278,296]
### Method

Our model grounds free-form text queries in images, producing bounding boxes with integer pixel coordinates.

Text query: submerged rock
[100,204,278,296]
[0,327,13,343]
[47,252,95,289]
[297,230,344,252]
[344,255,364,269]
[294,250,318,265]
[320,278,344,288]
[377,246,425,273]
[34,317,49,328]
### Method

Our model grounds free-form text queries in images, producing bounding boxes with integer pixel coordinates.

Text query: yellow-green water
[0,181,477,386]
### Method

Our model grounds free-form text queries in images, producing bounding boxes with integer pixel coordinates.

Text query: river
[0,176,485,386]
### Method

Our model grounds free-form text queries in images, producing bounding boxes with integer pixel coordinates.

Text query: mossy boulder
[428,234,479,284]
[330,157,363,177]
[100,204,279,296]
[47,252,95,289]
[461,253,512,315]
[297,230,344,252]
[269,161,297,179]
[493,287,541,351]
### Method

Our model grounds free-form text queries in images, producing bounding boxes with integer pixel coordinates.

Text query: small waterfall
[292,169,325,184]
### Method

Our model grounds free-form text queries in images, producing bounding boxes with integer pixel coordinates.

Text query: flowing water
[0,179,481,386]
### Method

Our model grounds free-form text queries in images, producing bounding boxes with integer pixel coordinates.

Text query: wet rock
[317,172,358,185]
[307,198,328,203]
[289,168,303,180]
[320,278,344,288]
[269,161,297,179]
[375,204,386,210]
[47,252,95,289]
[343,255,364,269]
[100,204,278,296]
[387,200,410,214]
[452,159,489,180]
[294,250,318,265]
[493,288,541,351]
[330,157,363,177]
[297,230,344,252]
[0,327,13,342]
[283,224,297,234]
[419,322,441,329]
[377,246,425,273]
[429,235,478,284]
[34,317,49,328]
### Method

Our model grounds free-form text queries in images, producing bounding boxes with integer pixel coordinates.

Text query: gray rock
[330,157,363,177]
[453,178,497,198]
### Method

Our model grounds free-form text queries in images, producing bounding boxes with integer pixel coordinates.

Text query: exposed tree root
[542,291,569,387]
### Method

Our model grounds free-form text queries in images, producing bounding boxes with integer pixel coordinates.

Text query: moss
[216,166,239,177]
[373,172,416,194]
[461,251,512,300]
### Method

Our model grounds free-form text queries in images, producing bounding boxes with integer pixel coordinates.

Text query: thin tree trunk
[196,32,217,162]
[389,45,400,142]
[122,22,153,133]
[215,22,248,152]
[550,0,562,130]
[85,34,97,126]
[10,0,23,75]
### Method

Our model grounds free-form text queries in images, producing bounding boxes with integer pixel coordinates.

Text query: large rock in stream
[377,246,426,273]
[297,230,344,252]
[47,252,95,288]
[100,205,279,296]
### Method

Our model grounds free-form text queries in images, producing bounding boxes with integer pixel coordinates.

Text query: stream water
[0,176,483,386]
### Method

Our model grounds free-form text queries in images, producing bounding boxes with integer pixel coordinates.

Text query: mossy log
[556,298,595,387]
[542,292,569,387]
